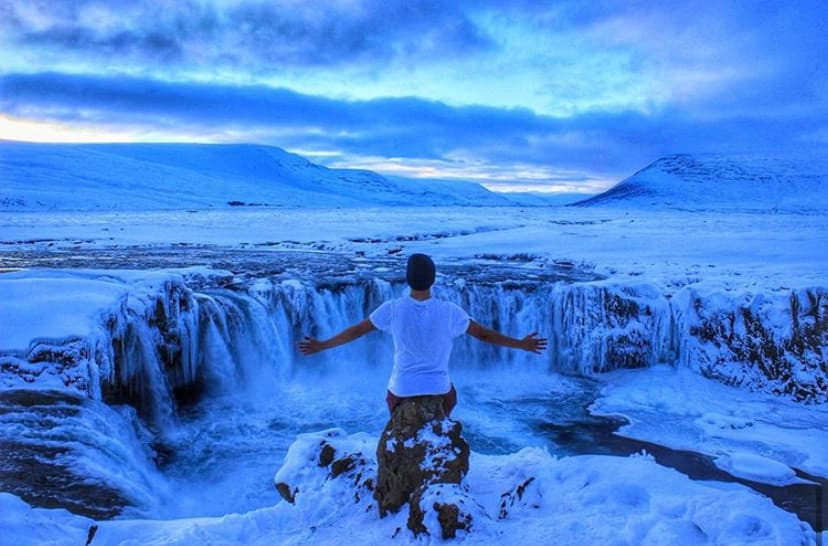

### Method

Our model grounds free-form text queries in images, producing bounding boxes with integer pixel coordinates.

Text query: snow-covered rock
[408,482,486,539]
[676,286,828,402]
[266,430,816,545]
[273,428,377,517]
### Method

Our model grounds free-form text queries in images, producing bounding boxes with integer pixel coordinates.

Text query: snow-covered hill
[0,141,518,210]
[572,154,828,211]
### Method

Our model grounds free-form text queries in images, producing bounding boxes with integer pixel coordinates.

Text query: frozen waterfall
[0,267,825,519]
[41,272,825,430]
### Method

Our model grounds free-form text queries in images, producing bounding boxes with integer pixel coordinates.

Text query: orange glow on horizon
[0,115,141,143]
[0,115,230,144]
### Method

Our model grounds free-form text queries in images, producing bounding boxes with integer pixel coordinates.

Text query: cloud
[2,71,825,191]
[2,1,825,119]
[1,0,493,71]
[0,71,544,145]
[1,1,825,190]
[581,1,828,113]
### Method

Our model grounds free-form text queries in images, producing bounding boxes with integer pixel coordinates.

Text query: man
[298,253,548,416]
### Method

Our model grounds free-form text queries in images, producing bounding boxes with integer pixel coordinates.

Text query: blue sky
[1,0,826,192]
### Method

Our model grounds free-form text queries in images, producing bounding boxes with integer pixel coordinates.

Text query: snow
[0,272,126,350]
[2,205,825,292]
[0,141,523,210]
[713,452,799,485]
[573,154,828,211]
[591,365,828,485]
[0,493,94,546]
[0,268,225,352]
[0,431,816,546]
[3,144,824,291]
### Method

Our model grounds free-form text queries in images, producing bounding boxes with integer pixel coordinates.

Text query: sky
[1,0,826,193]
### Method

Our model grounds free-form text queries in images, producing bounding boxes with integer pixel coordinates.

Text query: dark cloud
[21,26,183,60]
[1,0,493,70]
[2,72,824,182]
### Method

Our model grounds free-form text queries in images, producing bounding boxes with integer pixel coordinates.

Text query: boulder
[273,429,376,511]
[374,395,470,517]
[408,483,487,539]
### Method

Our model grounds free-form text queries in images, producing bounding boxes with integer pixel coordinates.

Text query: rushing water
[150,362,825,532]
[153,364,585,518]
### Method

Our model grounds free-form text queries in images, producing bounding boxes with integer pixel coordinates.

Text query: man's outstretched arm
[466,320,548,354]
[298,319,377,355]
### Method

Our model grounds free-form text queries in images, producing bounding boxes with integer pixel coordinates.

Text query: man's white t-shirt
[369,296,470,397]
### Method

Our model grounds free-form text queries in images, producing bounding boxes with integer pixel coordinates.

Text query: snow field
[2,205,825,291]
[0,429,816,545]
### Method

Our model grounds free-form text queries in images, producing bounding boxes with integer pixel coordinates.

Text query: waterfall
[76,275,826,428]
[1,269,824,518]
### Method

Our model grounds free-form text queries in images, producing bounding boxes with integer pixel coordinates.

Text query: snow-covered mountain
[0,141,518,210]
[572,154,828,211]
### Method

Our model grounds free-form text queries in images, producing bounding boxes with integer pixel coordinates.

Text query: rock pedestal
[273,403,475,539]
[374,394,471,535]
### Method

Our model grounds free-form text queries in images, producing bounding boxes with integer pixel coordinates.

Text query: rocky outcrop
[551,283,828,403]
[682,288,828,402]
[372,395,472,538]
[374,395,470,516]
[275,439,375,506]
[274,422,478,539]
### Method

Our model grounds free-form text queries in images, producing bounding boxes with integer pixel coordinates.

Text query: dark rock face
[103,281,200,424]
[689,288,828,403]
[373,394,471,536]
[275,482,295,504]
[554,284,667,374]
[553,284,828,403]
